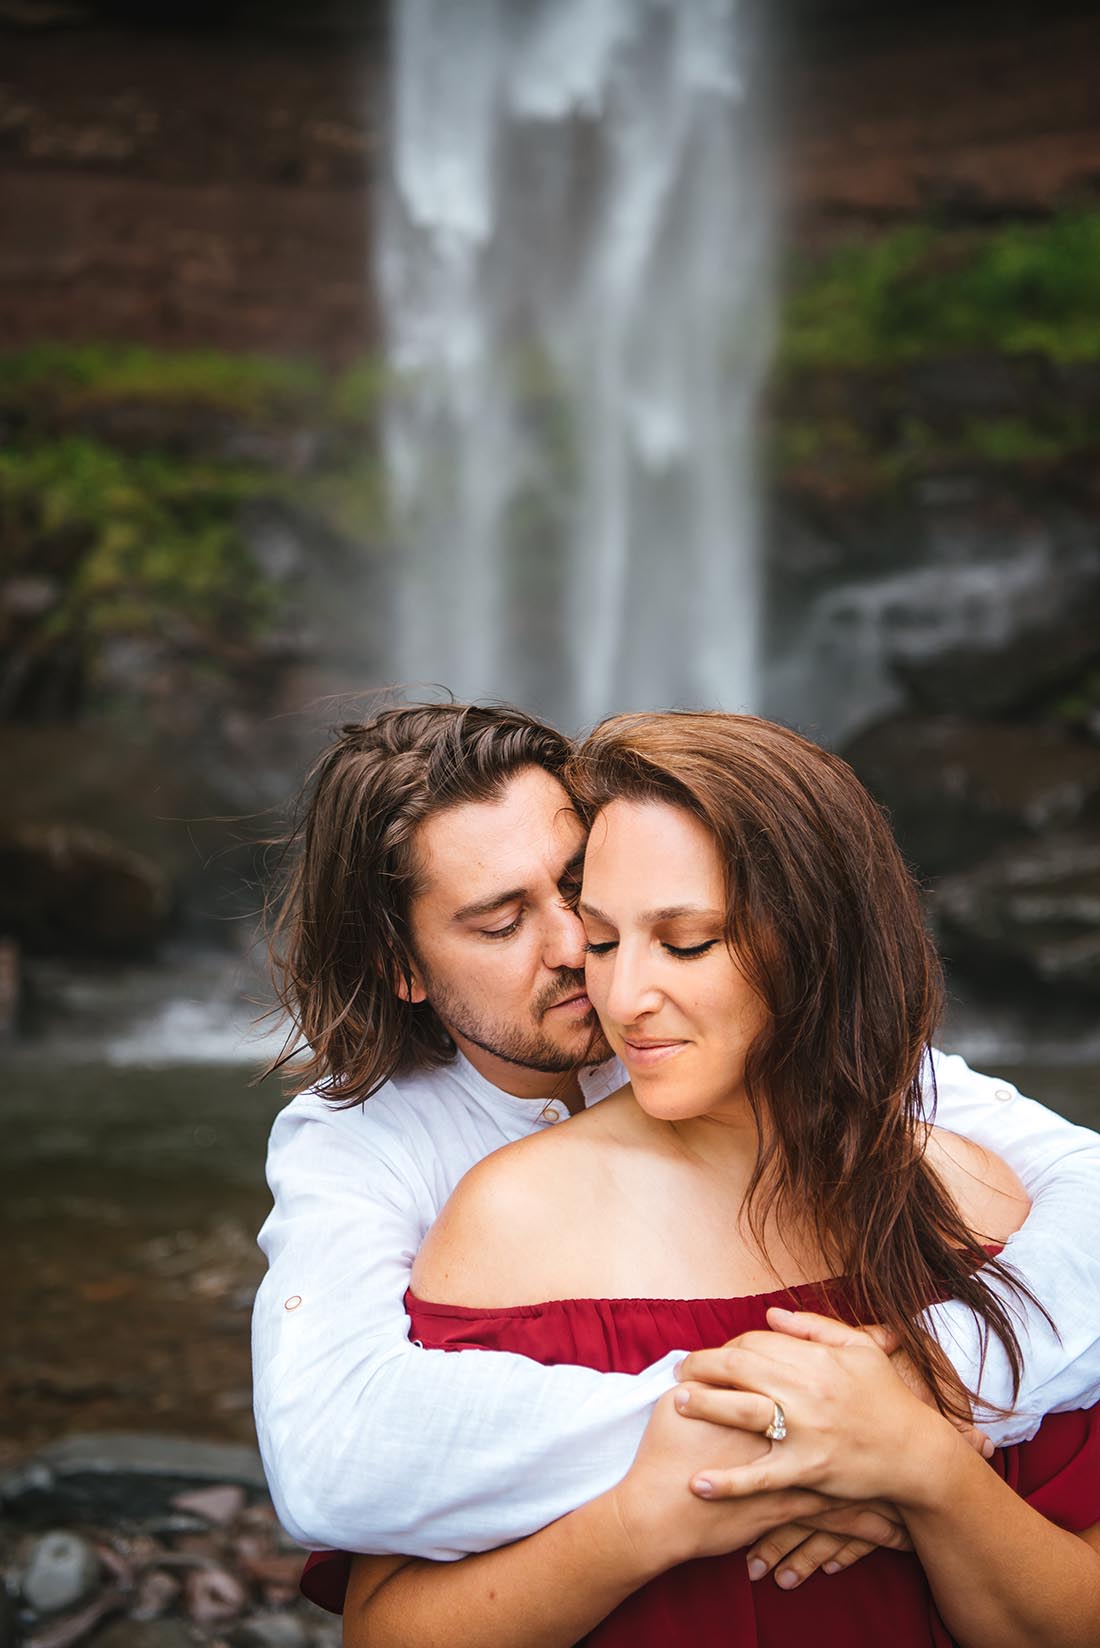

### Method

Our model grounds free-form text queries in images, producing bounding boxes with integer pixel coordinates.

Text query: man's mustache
[534,971,589,1018]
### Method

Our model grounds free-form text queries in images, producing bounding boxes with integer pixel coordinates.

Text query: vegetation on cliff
[780,213,1100,370]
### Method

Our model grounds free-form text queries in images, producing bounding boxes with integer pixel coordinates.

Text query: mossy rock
[0,822,171,958]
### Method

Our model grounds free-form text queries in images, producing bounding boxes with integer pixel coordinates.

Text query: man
[252,701,1100,1595]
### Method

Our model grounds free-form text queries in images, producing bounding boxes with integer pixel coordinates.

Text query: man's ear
[392,958,428,1005]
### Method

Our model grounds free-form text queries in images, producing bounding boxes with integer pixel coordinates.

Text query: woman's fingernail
[982,1437,995,1459]
[822,1561,841,1574]
[747,1559,767,1582]
[673,1359,684,1379]
[776,1568,799,1589]
[693,1478,714,1498]
[674,1389,690,1412]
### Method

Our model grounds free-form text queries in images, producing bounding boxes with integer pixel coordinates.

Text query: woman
[332,713,1100,1645]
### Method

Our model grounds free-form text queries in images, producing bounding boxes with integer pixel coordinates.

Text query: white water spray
[377,0,772,730]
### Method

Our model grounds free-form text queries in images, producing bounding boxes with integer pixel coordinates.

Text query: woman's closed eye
[585,938,719,959]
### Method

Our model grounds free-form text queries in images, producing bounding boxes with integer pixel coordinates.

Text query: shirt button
[993,1087,1014,1103]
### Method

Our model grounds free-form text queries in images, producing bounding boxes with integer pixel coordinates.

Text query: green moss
[0,342,330,421]
[769,409,1100,491]
[330,358,391,424]
[1053,666,1100,733]
[0,438,282,655]
[780,214,1100,370]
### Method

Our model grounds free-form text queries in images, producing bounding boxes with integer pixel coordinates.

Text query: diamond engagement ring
[764,1400,787,1442]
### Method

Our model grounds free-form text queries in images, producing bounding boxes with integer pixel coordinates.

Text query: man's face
[404,766,611,1097]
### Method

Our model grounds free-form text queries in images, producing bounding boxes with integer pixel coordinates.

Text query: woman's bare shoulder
[923,1125,1031,1246]
[411,1110,605,1308]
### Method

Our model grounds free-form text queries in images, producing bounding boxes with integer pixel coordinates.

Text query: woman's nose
[603,944,661,1025]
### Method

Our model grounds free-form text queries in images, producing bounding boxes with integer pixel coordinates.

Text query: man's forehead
[412,769,584,903]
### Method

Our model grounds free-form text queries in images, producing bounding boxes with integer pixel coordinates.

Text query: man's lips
[544,990,593,1015]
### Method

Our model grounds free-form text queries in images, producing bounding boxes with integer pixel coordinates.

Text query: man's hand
[742,1499,913,1590]
[882,1335,995,1461]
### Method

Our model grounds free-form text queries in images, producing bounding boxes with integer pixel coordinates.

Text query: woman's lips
[621,1038,687,1069]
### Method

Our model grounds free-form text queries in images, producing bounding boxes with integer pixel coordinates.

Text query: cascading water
[376,0,772,731]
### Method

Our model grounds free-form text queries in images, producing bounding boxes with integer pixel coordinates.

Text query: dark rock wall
[0,24,377,359]
[3,6,1100,354]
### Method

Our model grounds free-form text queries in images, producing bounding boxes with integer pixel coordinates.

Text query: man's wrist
[599,1480,687,1587]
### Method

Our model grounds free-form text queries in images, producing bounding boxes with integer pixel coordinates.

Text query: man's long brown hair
[568,711,1040,1418]
[263,701,573,1105]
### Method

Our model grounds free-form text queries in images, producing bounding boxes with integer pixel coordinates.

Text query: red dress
[301,1279,1100,1645]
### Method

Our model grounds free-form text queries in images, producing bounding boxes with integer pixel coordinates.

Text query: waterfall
[376,0,772,732]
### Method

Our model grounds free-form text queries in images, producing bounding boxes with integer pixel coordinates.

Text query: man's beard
[421,965,612,1075]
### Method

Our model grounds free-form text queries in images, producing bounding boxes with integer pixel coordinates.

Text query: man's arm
[252,1096,681,1558]
[343,1393,851,1648]
[254,1059,1100,1557]
[923,1050,1100,1441]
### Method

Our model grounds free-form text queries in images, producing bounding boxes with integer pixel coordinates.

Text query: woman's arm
[676,1311,1100,1648]
[902,1431,1100,1648]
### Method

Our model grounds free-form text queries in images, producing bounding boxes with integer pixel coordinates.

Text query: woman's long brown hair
[568,711,1044,1419]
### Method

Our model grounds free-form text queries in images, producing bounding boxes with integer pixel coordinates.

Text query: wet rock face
[844,717,1100,878]
[843,715,1100,1001]
[937,833,1100,999]
[0,825,171,959]
[767,469,1100,744]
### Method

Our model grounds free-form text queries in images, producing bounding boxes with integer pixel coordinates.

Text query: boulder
[0,823,171,958]
[767,465,1100,741]
[936,831,1100,1000]
[230,1617,308,1648]
[843,715,1100,877]
[1,1434,267,1528]
[170,1485,246,1528]
[182,1568,249,1628]
[89,1621,197,1648]
[21,1531,100,1615]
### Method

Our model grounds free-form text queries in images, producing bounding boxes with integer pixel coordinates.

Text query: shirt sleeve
[921,1049,1100,1445]
[251,1099,682,1560]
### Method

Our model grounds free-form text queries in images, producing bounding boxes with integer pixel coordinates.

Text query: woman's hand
[611,1386,846,1571]
[673,1308,963,1511]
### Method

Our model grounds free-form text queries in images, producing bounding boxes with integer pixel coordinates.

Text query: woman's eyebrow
[579,901,723,924]
[642,904,724,923]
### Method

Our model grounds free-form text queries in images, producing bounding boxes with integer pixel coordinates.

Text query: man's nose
[545,900,588,972]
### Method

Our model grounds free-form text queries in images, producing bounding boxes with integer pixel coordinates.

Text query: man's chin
[559,1023,612,1068]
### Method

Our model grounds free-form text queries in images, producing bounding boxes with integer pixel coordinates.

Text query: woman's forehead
[582,799,723,898]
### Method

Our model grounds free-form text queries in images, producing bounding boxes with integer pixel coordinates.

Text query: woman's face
[580,798,768,1124]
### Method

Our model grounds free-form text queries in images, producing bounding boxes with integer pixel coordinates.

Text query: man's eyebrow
[452,887,527,924]
[558,848,585,882]
[579,902,723,924]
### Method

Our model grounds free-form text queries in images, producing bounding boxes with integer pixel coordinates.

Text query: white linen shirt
[252,1048,1100,1560]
